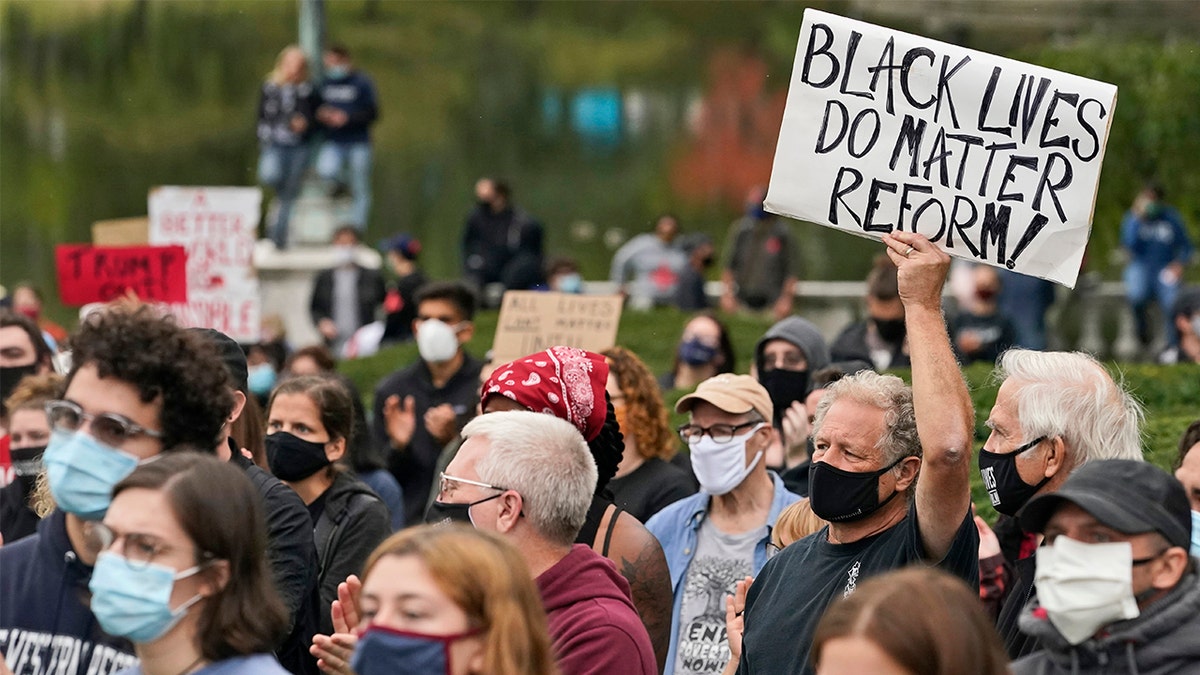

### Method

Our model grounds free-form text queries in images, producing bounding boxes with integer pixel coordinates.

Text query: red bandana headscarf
[482,346,609,441]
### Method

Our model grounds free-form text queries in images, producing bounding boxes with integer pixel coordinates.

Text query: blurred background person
[265,375,390,635]
[461,177,545,301]
[313,525,558,675]
[91,452,291,674]
[257,44,317,250]
[997,268,1057,351]
[830,255,909,370]
[1174,419,1200,557]
[808,567,1009,675]
[315,44,378,230]
[720,185,799,321]
[602,346,695,523]
[0,373,60,544]
[1159,286,1200,364]
[674,233,716,312]
[753,316,830,472]
[609,213,688,309]
[309,226,386,356]
[378,233,426,344]
[1,309,56,484]
[950,264,1017,365]
[545,256,584,294]
[660,312,735,391]
[10,282,68,348]
[1122,181,1193,353]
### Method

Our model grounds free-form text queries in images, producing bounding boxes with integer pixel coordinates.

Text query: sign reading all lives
[766,9,1117,288]
[491,291,623,366]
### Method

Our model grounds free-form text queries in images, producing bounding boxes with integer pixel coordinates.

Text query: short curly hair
[66,307,233,452]
[602,346,676,462]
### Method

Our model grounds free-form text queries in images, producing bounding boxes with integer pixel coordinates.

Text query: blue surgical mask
[350,623,479,675]
[89,551,206,643]
[556,272,583,294]
[247,363,277,398]
[1191,510,1200,558]
[44,430,142,520]
[325,65,349,80]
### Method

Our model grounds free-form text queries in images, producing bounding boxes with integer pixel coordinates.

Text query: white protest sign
[148,186,263,342]
[766,9,1117,288]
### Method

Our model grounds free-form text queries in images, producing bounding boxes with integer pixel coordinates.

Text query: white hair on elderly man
[995,349,1144,465]
[461,410,598,546]
[811,369,921,467]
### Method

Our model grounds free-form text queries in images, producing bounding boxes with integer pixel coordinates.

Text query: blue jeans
[1124,261,1181,347]
[258,143,310,248]
[315,141,372,229]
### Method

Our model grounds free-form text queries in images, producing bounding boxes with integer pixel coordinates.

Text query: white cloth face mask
[1034,535,1140,645]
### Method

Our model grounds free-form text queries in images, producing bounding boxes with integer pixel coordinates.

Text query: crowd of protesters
[2,215,1199,675]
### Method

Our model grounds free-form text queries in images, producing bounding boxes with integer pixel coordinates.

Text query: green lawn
[338,307,1200,521]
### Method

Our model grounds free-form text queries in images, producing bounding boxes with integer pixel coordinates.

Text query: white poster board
[766,9,1118,288]
[148,186,262,342]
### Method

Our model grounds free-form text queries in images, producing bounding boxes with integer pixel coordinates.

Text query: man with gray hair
[429,410,656,675]
[732,232,979,675]
[981,348,1145,659]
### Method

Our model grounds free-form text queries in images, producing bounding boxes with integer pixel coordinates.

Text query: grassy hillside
[338,306,1200,521]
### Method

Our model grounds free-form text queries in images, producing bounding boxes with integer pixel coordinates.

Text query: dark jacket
[257,80,318,146]
[314,471,390,635]
[229,445,320,675]
[381,270,428,344]
[0,476,40,544]
[309,264,386,331]
[0,510,137,675]
[461,205,544,288]
[317,71,378,144]
[1013,571,1200,675]
[830,319,910,370]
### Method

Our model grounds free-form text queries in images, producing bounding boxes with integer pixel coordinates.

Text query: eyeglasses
[89,522,211,570]
[438,472,508,499]
[45,400,163,448]
[678,421,763,444]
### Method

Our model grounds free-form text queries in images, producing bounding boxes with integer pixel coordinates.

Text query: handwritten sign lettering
[55,245,188,306]
[491,292,623,365]
[766,9,1118,288]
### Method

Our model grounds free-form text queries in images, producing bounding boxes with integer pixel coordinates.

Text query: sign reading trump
[765,9,1118,288]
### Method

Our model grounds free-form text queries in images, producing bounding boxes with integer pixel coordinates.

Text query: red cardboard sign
[55,244,188,305]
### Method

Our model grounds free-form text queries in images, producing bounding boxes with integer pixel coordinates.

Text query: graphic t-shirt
[674,519,766,675]
[736,503,979,675]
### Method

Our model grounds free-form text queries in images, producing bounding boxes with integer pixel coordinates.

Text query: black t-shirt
[736,502,979,675]
[608,457,697,523]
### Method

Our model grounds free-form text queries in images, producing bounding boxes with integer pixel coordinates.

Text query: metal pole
[298,0,325,78]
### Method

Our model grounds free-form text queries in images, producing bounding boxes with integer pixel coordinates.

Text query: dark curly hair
[588,394,624,496]
[66,307,233,452]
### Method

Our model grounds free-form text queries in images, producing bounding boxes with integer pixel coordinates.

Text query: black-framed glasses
[678,421,763,444]
[45,400,163,448]
[89,522,211,570]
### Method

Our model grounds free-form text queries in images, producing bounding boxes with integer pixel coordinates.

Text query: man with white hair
[733,232,979,675]
[429,410,656,675]
[980,348,1145,659]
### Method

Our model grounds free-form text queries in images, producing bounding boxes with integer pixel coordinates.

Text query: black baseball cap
[188,327,248,393]
[1019,459,1192,550]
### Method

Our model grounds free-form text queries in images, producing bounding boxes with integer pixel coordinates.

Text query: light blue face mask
[325,65,349,80]
[44,430,142,520]
[247,364,277,398]
[89,551,206,643]
[1190,510,1200,558]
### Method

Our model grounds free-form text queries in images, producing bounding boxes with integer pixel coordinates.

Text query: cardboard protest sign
[92,217,149,246]
[491,292,623,365]
[766,9,1118,288]
[148,186,262,342]
[55,244,187,305]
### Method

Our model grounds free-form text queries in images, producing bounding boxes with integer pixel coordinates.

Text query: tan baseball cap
[675,373,773,422]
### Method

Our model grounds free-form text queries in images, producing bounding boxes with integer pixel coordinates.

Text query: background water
[2,0,1199,322]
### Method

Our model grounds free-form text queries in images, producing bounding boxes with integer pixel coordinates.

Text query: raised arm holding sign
[766,9,1118,288]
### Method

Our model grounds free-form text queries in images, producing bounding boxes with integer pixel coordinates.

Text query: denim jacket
[645,472,802,673]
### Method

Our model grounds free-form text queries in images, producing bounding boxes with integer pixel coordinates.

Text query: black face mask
[977,436,1049,516]
[809,456,906,523]
[758,369,809,428]
[424,493,503,527]
[265,431,332,482]
[0,363,40,404]
[871,317,906,344]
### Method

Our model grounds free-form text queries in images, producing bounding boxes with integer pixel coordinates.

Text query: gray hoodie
[754,316,831,374]
[1013,571,1200,675]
